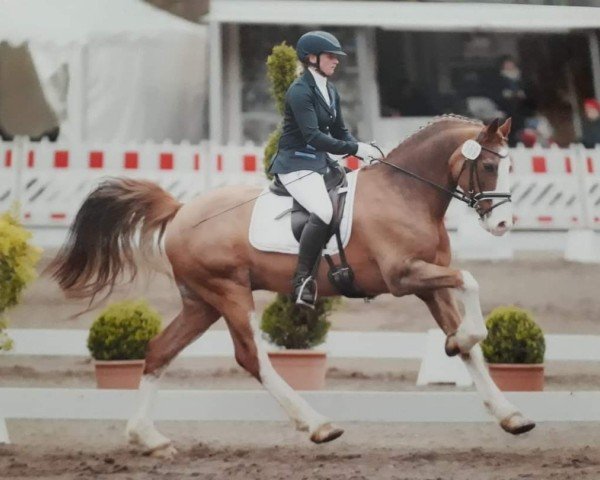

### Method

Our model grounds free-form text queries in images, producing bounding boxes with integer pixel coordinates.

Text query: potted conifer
[88,299,161,389]
[0,209,41,352]
[481,306,545,391]
[261,294,336,390]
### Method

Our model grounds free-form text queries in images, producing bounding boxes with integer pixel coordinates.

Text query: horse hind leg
[214,282,343,443]
[126,292,220,457]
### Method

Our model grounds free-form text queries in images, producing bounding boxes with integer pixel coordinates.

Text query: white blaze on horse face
[482,156,513,236]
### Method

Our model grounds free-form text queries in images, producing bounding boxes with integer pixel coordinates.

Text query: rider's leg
[277,170,333,307]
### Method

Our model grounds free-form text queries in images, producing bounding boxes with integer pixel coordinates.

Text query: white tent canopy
[0,0,208,142]
[207,0,600,33]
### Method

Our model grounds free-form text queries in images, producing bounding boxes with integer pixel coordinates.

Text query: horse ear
[486,118,500,135]
[499,117,512,138]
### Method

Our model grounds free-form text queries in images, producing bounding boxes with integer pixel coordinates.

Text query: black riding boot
[292,213,331,309]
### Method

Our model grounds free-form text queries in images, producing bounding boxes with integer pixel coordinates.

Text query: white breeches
[277,170,333,224]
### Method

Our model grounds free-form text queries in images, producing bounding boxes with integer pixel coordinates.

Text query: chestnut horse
[49,115,533,458]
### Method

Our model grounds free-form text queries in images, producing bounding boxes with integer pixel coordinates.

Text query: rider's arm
[287,86,358,155]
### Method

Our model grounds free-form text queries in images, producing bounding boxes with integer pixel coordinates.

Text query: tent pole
[224,24,241,145]
[589,30,600,100]
[209,20,223,145]
[356,28,378,141]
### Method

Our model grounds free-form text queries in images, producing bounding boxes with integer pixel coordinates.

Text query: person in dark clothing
[580,98,600,149]
[268,31,383,308]
[491,56,527,146]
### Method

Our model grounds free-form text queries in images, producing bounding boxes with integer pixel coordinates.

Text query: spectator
[580,98,600,149]
[490,56,528,146]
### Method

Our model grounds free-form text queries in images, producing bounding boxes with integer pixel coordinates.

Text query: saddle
[269,164,370,299]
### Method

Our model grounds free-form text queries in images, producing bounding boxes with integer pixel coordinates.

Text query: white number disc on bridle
[461,140,482,160]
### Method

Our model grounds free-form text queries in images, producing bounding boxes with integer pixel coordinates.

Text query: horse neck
[380,125,479,219]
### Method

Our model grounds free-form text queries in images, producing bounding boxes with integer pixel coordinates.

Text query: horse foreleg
[419,288,535,435]
[452,270,488,354]
[462,345,535,435]
[215,284,343,443]
[392,260,486,354]
[126,294,220,457]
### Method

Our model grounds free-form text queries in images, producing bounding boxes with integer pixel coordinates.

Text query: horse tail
[47,177,182,301]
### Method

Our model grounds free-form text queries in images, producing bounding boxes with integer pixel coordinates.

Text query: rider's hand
[355,142,384,162]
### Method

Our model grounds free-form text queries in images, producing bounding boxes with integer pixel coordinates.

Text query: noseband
[372,142,512,219]
[455,145,512,217]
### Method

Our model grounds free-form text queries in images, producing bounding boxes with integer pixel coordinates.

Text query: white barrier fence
[6,328,600,385]
[2,389,600,423]
[1,138,599,231]
[3,329,600,443]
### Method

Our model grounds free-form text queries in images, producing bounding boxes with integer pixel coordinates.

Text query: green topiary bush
[87,300,162,360]
[481,306,545,364]
[261,294,337,349]
[0,209,41,351]
[263,42,299,177]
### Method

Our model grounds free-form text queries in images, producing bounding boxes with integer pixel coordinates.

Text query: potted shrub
[0,210,41,352]
[261,294,336,390]
[481,306,545,391]
[88,299,161,389]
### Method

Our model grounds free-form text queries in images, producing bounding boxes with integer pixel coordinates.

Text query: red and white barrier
[0,138,598,235]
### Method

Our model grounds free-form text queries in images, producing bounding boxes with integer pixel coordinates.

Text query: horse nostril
[498,221,507,229]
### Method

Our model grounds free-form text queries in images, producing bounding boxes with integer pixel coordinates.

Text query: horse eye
[483,164,495,173]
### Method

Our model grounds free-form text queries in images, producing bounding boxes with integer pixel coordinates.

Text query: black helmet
[295,31,346,62]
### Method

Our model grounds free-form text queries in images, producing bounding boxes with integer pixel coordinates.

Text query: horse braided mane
[392,114,484,153]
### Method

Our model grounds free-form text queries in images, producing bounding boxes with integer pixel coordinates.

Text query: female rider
[268,31,383,308]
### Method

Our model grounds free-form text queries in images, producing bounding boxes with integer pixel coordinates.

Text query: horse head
[450,118,513,236]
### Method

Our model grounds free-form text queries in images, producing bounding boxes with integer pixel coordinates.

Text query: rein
[371,143,511,218]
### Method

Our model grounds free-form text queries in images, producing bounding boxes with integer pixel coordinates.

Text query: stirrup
[294,276,317,310]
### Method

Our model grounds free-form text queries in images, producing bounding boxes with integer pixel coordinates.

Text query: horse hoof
[310,423,344,444]
[500,413,536,435]
[149,444,178,459]
[445,333,460,357]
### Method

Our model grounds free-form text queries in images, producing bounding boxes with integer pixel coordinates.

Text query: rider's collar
[308,67,328,86]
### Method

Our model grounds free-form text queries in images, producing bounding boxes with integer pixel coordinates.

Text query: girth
[269,165,371,300]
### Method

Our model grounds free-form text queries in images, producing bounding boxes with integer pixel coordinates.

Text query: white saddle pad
[249,170,358,255]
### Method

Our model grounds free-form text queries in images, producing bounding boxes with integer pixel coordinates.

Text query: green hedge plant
[261,294,337,349]
[263,42,299,177]
[87,300,161,360]
[481,306,545,364]
[0,210,41,351]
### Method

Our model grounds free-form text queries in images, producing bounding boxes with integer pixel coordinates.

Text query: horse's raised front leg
[126,292,220,458]
[388,259,486,355]
[419,287,535,435]
[213,281,343,444]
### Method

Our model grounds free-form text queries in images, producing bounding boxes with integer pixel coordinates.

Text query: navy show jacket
[268,69,359,175]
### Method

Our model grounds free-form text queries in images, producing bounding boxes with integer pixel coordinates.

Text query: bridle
[371,141,512,219]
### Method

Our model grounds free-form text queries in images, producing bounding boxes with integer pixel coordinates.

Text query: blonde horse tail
[47,177,182,301]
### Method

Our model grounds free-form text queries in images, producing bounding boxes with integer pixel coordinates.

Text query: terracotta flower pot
[94,359,145,389]
[488,363,544,391]
[267,350,327,390]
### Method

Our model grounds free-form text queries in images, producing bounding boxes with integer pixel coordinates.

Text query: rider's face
[308,53,339,77]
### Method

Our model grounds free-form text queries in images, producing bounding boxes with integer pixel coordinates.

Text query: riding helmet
[295,31,346,62]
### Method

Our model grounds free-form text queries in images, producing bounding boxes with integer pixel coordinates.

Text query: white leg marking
[249,313,329,433]
[461,345,519,421]
[453,270,487,353]
[126,369,173,452]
